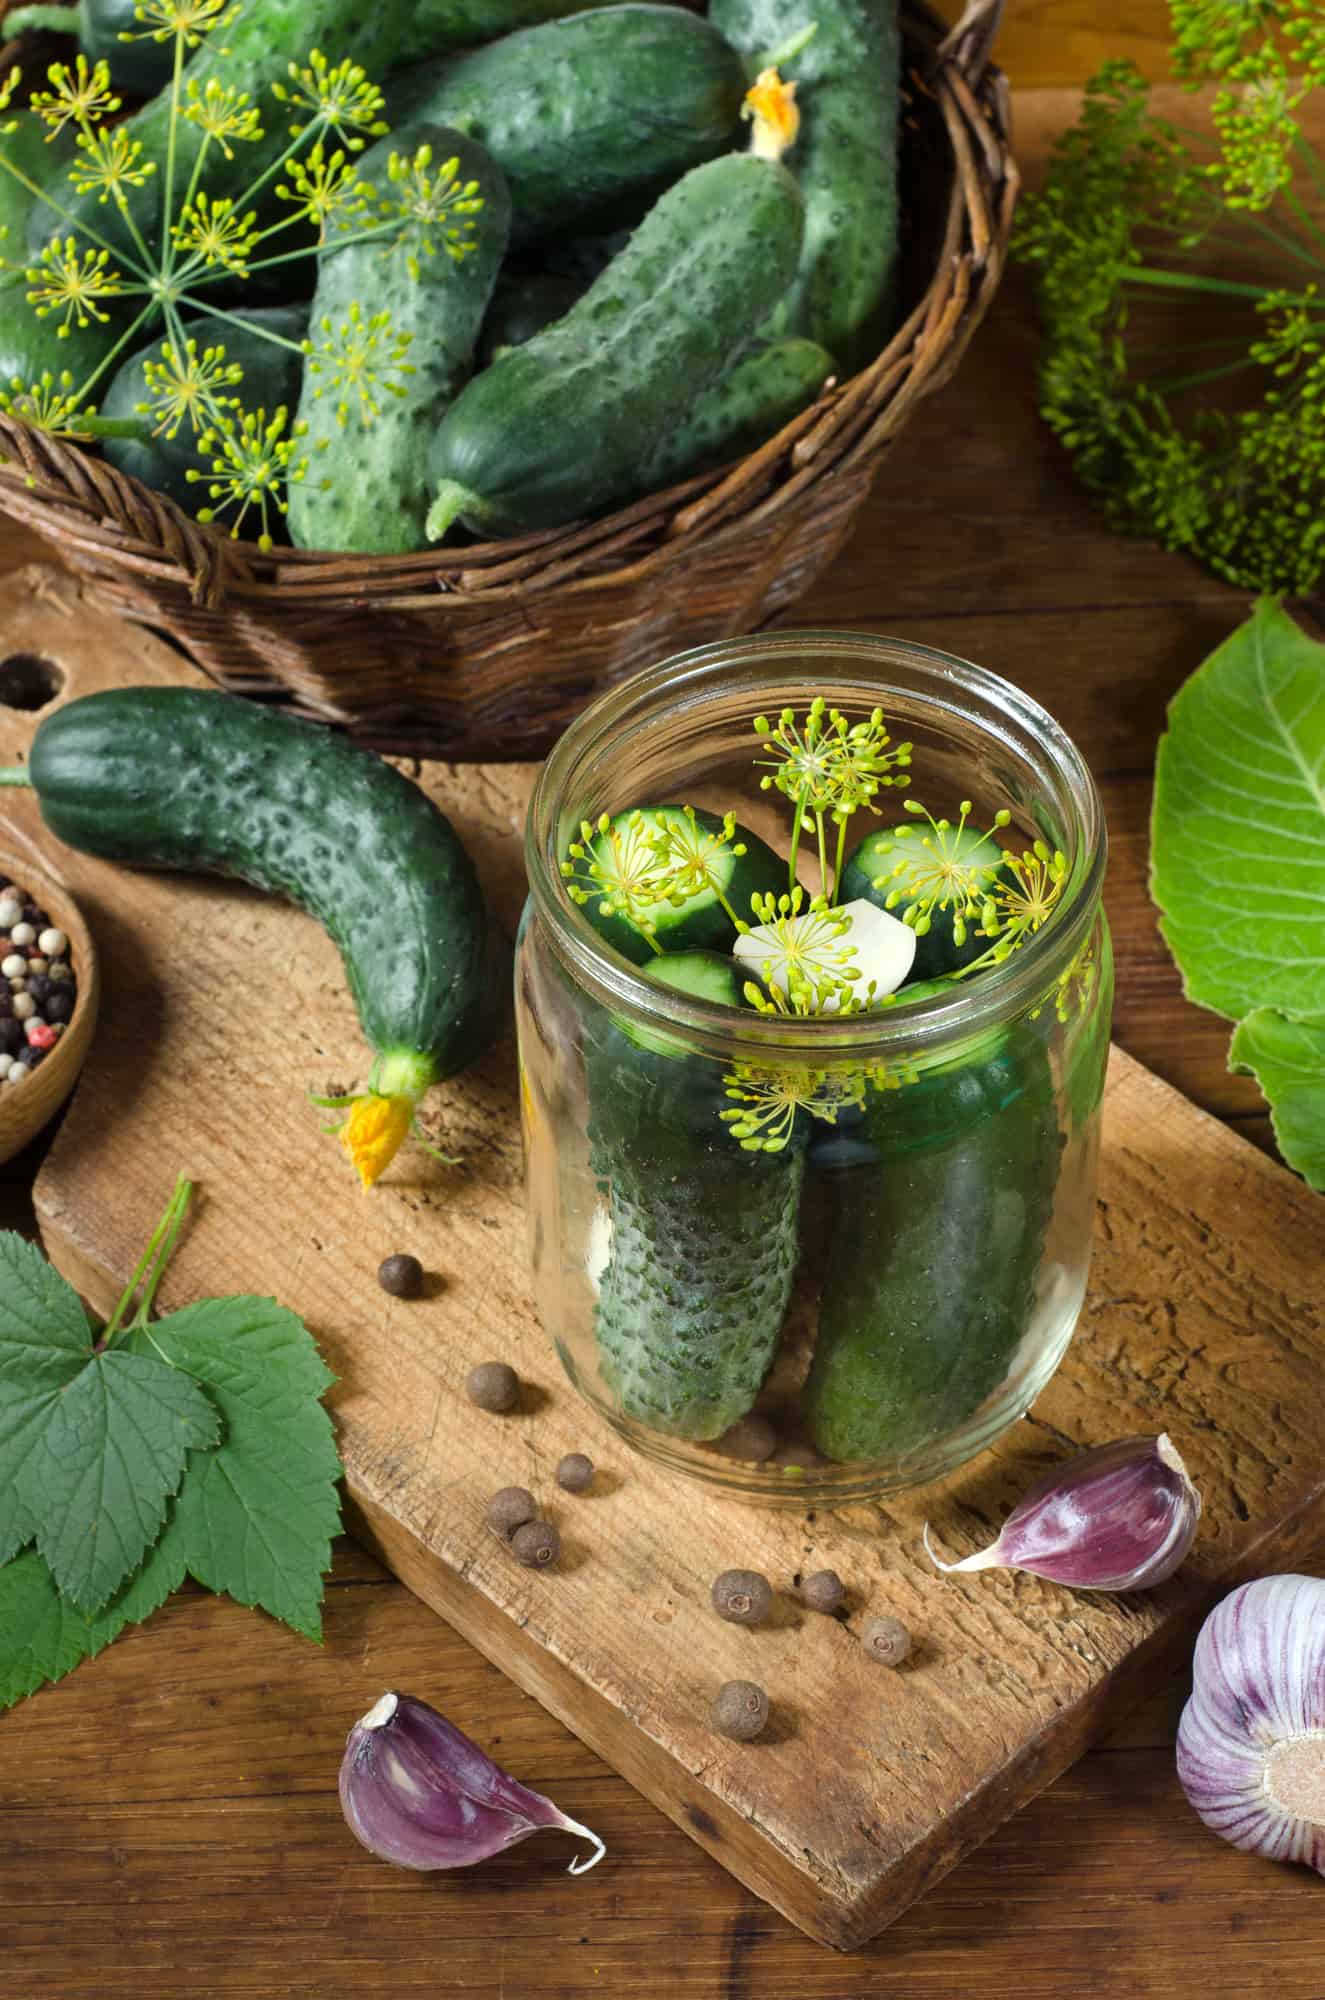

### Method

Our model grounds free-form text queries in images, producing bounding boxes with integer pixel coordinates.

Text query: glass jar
[516,633,1111,1502]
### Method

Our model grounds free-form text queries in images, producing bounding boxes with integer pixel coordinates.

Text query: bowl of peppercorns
[0,850,98,1166]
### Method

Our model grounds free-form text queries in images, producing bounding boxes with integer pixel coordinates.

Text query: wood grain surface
[3,46,1325,2000]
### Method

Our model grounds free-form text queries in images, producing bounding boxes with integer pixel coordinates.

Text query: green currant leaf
[1229,1010,1325,1192]
[1151,599,1325,1023]
[0,1234,97,1566]
[126,1297,341,1642]
[0,1534,187,1711]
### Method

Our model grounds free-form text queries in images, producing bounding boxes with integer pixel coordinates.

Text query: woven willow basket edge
[0,0,1017,758]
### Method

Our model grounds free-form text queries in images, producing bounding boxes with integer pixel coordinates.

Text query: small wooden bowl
[0,848,99,1166]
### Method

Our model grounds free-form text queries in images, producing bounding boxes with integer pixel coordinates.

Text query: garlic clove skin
[1178,1575,1325,1875]
[340,1691,606,1875]
[925,1434,1201,1591]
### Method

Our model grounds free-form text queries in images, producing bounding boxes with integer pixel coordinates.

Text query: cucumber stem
[425,480,481,544]
[753,21,817,77]
[4,3,82,35]
[0,768,33,787]
[373,1048,440,1101]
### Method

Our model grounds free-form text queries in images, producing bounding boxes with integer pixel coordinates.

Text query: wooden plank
[4,565,1323,1949]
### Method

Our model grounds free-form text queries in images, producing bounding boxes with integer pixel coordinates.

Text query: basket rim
[0,0,1016,608]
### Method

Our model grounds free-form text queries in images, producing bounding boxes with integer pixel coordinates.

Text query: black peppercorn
[0,1018,22,1057]
[43,989,74,1025]
[466,1361,519,1413]
[377,1252,423,1298]
[511,1519,559,1568]
[25,974,50,1004]
[860,1614,912,1666]
[486,1487,537,1539]
[556,1453,594,1493]
[711,1569,773,1627]
[802,1569,846,1615]
[711,1680,769,1742]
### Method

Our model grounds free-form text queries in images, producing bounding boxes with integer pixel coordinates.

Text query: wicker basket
[0,0,1016,759]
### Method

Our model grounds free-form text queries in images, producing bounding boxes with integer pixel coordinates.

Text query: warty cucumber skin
[710,0,900,370]
[646,336,833,489]
[386,6,744,240]
[26,689,491,1077]
[586,1010,805,1442]
[101,306,308,513]
[288,125,510,555]
[396,0,620,64]
[28,0,413,261]
[841,821,1011,982]
[0,112,112,391]
[576,807,788,967]
[427,152,805,536]
[804,1030,1063,1463]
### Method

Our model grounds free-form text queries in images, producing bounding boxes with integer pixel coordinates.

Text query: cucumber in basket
[1,688,493,1185]
[425,130,805,540]
[99,306,309,514]
[804,1023,1063,1463]
[3,0,175,94]
[711,0,901,370]
[288,125,510,555]
[0,112,111,391]
[644,336,834,490]
[385,5,747,240]
[587,951,805,1441]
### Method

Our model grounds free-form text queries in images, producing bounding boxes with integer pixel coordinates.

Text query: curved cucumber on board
[385,5,745,241]
[426,149,805,538]
[15,688,492,1115]
[645,335,833,489]
[710,0,900,370]
[587,953,804,1441]
[288,125,510,555]
[27,0,412,260]
[804,1027,1063,1463]
[100,306,308,512]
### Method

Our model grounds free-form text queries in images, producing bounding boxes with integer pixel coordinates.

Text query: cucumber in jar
[564,804,787,966]
[586,951,805,1442]
[804,1019,1063,1463]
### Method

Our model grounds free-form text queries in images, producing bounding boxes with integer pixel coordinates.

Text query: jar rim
[526,630,1107,1063]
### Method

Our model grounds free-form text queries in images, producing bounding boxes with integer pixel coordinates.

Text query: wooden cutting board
[4,564,1325,1951]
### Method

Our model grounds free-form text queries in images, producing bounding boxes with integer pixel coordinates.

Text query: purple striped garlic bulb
[1177,1575,1325,1875]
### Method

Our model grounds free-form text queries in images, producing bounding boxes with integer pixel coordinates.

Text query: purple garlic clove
[339,1692,606,1875]
[924,1434,1201,1591]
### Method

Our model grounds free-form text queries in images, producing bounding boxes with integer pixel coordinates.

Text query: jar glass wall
[517,633,1111,1503]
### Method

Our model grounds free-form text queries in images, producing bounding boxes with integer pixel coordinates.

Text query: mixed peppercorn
[0,880,75,1086]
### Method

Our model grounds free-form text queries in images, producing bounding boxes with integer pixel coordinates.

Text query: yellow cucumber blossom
[743,67,799,161]
[340,1092,415,1189]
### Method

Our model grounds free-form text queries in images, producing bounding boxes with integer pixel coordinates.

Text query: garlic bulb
[340,1692,605,1874]
[925,1434,1201,1590]
[1177,1575,1325,1875]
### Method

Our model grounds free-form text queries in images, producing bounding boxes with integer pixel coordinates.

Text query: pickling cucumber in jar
[585,952,806,1442]
[562,804,788,965]
[804,1021,1064,1464]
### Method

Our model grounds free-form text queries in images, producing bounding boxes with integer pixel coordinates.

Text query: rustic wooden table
[4,12,1325,1992]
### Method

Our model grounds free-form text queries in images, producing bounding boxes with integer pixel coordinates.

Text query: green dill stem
[832,814,848,907]
[63,296,159,411]
[1280,189,1325,261]
[165,124,218,290]
[97,1174,192,1347]
[225,118,334,234]
[1293,133,1325,208]
[642,930,664,956]
[175,294,308,354]
[1153,354,1263,396]
[0,152,153,284]
[786,781,809,891]
[233,222,405,279]
[158,24,190,283]
[815,811,828,893]
[1124,266,1325,303]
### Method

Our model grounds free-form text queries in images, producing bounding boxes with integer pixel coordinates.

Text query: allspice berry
[802,1569,846,1615]
[486,1486,537,1539]
[712,1680,769,1742]
[711,1568,773,1627]
[715,1415,778,1464]
[466,1361,520,1413]
[556,1452,594,1494]
[511,1519,560,1568]
[860,1614,912,1666]
[377,1252,423,1298]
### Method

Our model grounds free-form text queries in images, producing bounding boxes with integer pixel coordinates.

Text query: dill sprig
[1014,1,1325,592]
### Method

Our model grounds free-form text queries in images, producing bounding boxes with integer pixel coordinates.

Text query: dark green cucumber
[568,805,787,966]
[396,0,621,66]
[5,0,175,94]
[842,817,1010,982]
[0,111,113,391]
[288,124,510,555]
[100,305,308,512]
[386,5,745,242]
[645,335,833,489]
[426,150,804,538]
[478,272,586,365]
[804,1026,1063,1463]
[710,0,900,370]
[28,0,412,261]
[588,952,804,1440]
[19,688,491,1086]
